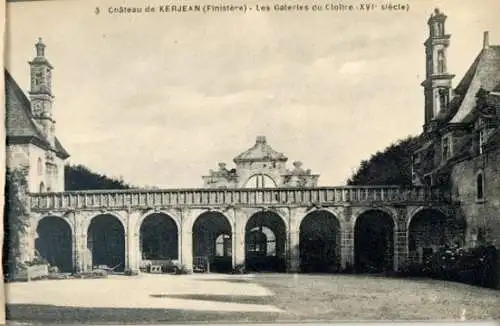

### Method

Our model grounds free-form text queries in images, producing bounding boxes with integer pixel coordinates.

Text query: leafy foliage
[399,245,498,289]
[3,167,31,276]
[347,135,421,186]
[64,164,132,190]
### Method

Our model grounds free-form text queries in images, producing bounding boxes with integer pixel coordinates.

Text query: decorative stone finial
[218,162,227,170]
[256,136,267,144]
[35,37,46,57]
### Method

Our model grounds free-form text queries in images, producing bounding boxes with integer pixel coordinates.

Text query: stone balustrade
[29,186,451,211]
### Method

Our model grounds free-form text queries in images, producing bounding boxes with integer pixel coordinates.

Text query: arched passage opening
[35,216,73,273]
[245,211,286,272]
[408,209,465,264]
[354,210,395,273]
[140,213,178,263]
[192,212,232,273]
[87,214,125,272]
[299,210,341,273]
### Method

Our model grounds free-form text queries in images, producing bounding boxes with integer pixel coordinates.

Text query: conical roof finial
[35,37,46,57]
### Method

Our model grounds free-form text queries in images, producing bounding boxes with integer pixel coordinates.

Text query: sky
[5,0,500,188]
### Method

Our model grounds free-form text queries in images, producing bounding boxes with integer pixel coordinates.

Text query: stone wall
[6,143,65,193]
[451,147,500,287]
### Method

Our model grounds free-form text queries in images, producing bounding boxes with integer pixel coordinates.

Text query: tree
[65,164,132,190]
[347,136,421,186]
[3,167,31,277]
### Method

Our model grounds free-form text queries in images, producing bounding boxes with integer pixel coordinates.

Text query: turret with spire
[28,37,55,146]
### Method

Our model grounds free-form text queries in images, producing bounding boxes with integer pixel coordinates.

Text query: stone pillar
[73,232,86,273]
[394,208,409,272]
[232,209,246,269]
[126,211,140,272]
[394,227,409,271]
[232,229,245,268]
[341,227,354,270]
[72,213,86,273]
[180,210,193,272]
[288,229,300,272]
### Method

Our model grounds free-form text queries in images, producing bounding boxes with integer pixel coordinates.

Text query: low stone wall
[13,264,49,281]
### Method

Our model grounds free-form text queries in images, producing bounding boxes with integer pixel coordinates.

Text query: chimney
[483,31,490,49]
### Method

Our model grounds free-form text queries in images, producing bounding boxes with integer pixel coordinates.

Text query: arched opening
[408,209,465,264]
[244,174,277,188]
[35,216,73,273]
[87,214,125,272]
[39,182,45,193]
[192,212,232,273]
[299,210,341,273]
[139,213,178,264]
[245,211,286,272]
[354,210,395,273]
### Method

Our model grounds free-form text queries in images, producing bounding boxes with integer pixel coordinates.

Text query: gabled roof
[233,136,287,163]
[448,46,500,124]
[5,69,70,159]
[492,82,500,94]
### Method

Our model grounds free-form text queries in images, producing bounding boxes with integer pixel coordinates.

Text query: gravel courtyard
[5,273,500,324]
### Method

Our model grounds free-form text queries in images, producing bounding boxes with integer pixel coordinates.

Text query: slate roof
[5,69,70,159]
[233,136,288,163]
[445,46,500,124]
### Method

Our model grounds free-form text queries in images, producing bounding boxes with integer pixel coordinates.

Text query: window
[438,88,449,109]
[39,182,45,193]
[476,172,484,200]
[35,72,43,85]
[478,129,485,155]
[244,174,277,188]
[438,23,444,35]
[37,158,43,176]
[437,50,446,73]
[442,136,450,161]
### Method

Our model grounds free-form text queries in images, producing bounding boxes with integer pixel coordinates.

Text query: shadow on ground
[6,304,282,324]
[150,293,274,305]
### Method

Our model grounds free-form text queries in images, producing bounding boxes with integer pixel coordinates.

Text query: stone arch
[407,207,465,264]
[87,213,126,272]
[86,211,127,234]
[245,210,287,272]
[136,210,181,235]
[352,206,398,232]
[35,215,73,273]
[192,210,233,273]
[354,209,395,273]
[299,209,342,273]
[243,174,277,188]
[139,212,179,263]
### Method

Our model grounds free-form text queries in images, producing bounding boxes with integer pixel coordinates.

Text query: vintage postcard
[3,0,500,324]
